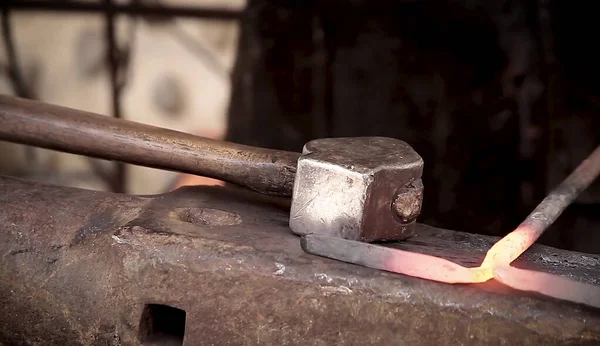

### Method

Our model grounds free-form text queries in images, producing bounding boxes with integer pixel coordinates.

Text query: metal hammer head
[289,137,424,242]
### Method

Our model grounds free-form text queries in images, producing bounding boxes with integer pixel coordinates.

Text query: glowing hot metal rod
[302,144,600,306]
[481,144,600,269]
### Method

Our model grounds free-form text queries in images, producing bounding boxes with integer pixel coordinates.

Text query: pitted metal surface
[0,176,599,345]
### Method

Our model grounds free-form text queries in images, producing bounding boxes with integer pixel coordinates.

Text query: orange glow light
[493,266,600,308]
[480,225,538,269]
[380,224,542,284]
[376,222,542,285]
[384,250,494,284]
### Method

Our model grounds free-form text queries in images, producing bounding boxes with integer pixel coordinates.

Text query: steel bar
[1,7,40,166]
[103,0,127,193]
[481,144,600,268]
[0,95,299,197]
[301,234,490,283]
[2,0,242,20]
[494,266,600,309]
[0,176,599,345]
[302,234,600,308]
[302,144,600,288]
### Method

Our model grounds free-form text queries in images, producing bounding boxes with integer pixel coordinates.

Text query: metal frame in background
[1,0,242,193]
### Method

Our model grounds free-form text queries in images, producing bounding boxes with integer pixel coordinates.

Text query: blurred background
[0,0,241,193]
[0,0,598,253]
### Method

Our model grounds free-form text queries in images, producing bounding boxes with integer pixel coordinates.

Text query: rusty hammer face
[290,137,424,242]
[0,96,424,242]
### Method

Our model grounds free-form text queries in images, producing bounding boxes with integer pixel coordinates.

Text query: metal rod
[104,0,121,121]
[103,0,126,193]
[0,95,299,197]
[493,266,600,309]
[525,144,600,236]
[301,234,491,284]
[1,8,37,100]
[302,144,600,287]
[3,1,242,20]
[481,144,600,268]
[1,7,39,166]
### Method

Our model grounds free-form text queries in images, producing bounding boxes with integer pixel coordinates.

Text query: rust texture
[0,176,599,345]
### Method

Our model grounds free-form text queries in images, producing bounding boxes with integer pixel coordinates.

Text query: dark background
[226,0,600,253]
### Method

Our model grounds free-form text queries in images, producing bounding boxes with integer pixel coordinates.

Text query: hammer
[0,95,424,242]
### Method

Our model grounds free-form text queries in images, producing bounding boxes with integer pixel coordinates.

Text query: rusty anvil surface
[0,176,599,345]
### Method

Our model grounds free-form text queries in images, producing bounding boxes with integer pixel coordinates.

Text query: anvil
[0,176,599,345]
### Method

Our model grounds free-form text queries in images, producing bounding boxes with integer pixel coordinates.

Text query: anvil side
[0,176,598,345]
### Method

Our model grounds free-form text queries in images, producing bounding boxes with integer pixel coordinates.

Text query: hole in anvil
[139,304,186,346]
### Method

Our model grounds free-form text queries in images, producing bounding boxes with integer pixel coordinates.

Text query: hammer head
[289,137,424,242]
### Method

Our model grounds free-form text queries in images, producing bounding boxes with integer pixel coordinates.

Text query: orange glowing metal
[302,234,495,284]
[388,145,600,285]
[482,144,600,270]
[493,266,600,309]
[303,145,600,290]
[480,226,537,269]
[384,250,493,284]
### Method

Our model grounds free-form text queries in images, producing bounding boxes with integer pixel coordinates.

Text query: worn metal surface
[290,137,423,242]
[1,176,599,345]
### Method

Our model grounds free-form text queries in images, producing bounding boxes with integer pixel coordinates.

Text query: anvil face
[0,176,599,345]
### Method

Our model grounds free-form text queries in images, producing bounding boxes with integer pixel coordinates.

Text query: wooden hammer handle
[0,95,299,197]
